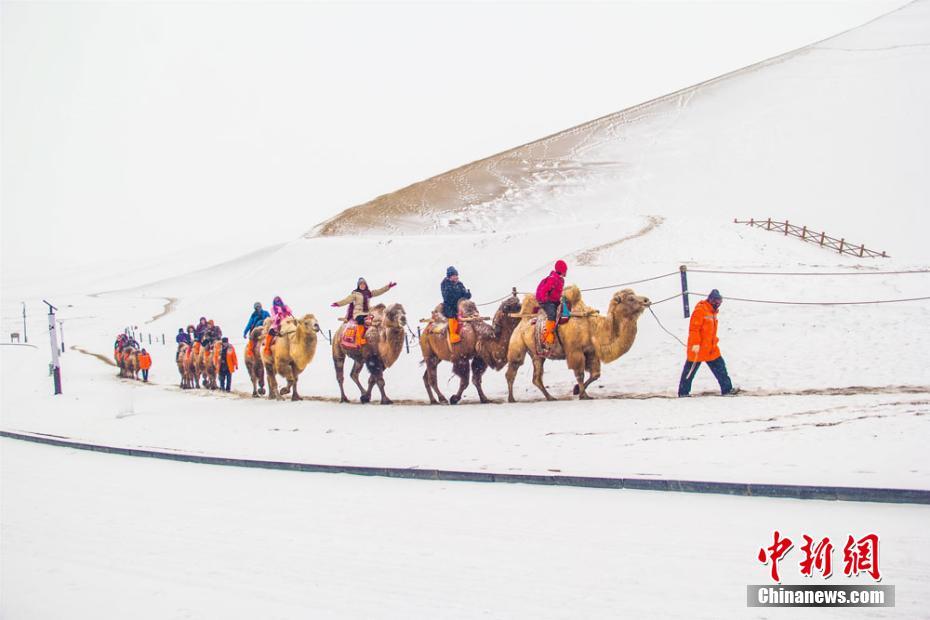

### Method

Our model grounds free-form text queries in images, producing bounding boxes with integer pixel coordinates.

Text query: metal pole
[679,265,690,318]
[22,302,28,343]
[44,300,62,395]
[59,321,65,353]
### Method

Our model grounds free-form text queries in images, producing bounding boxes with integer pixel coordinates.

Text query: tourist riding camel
[244,325,266,397]
[536,260,568,347]
[261,312,320,401]
[242,302,270,339]
[263,296,293,355]
[333,302,407,404]
[331,278,396,347]
[193,317,209,343]
[440,266,471,344]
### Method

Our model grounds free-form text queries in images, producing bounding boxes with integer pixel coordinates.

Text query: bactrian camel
[333,303,407,404]
[505,286,650,402]
[419,295,521,404]
[244,326,266,397]
[260,313,320,401]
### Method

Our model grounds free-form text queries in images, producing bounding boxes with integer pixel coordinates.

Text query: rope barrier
[648,308,686,347]
[689,269,930,276]
[688,292,930,306]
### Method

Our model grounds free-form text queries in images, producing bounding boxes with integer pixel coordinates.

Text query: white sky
[1,0,906,282]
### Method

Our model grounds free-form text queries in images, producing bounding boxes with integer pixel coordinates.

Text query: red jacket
[535,271,565,304]
[687,300,721,362]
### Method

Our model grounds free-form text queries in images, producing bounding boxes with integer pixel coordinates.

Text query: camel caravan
[149,260,658,405]
[113,333,152,382]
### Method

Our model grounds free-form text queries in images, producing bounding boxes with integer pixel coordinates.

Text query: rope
[688,291,930,306]
[579,271,679,292]
[648,307,686,347]
[689,268,930,276]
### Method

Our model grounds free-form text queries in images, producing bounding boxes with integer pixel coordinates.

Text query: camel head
[562,285,583,306]
[609,288,651,320]
[298,313,320,335]
[382,303,407,329]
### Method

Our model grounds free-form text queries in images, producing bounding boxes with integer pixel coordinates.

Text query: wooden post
[162,333,165,345]
[859,244,865,257]
[749,218,754,225]
[801,226,807,240]
[404,334,410,354]
[820,232,825,246]
[838,238,845,254]
[766,218,772,230]
[784,220,789,235]
[328,329,332,344]
[417,326,421,339]
[679,265,690,318]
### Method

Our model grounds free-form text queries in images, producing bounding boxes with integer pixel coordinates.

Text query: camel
[333,303,407,404]
[505,286,650,402]
[202,340,221,390]
[419,295,521,404]
[244,326,266,397]
[177,343,192,389]
[119,346,140,380]
[260,314,320,401]
[190,341,205,389]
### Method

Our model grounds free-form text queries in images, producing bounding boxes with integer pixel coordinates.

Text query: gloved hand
[330,302,339,307]
[388,281,397,288]
[690,345,700,356]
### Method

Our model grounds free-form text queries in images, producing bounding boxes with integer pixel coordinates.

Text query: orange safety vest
[686,299,721,362]
[139,353,152,370]
[226,346,238,373]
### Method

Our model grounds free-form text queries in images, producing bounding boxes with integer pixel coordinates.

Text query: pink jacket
[535,271,565,304]
[271,304,292,330]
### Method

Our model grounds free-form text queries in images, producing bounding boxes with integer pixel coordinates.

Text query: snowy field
[3,0,930,617]
[3,439,929,619]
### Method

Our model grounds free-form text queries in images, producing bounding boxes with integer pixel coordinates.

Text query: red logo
[757,532,880,582]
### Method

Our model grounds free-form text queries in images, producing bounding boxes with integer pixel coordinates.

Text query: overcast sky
[1,0,905,282]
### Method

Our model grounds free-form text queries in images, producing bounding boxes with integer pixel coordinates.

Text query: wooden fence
[734,218,888,258]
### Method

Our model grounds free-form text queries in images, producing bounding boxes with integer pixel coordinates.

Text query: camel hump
[563,284,582,306]
[519,293,539,315]
[458,299,479,317]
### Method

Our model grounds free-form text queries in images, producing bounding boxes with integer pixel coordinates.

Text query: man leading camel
[441,267,471,344]
[678,289,737,397]
[536,260,568,346]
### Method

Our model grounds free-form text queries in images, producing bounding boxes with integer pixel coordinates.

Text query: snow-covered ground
[3,439,929,619]
[3,1,930,617]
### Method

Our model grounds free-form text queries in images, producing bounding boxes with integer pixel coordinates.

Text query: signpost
[44,300,62,395]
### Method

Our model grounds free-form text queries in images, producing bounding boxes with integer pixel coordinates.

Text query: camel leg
[422,357,442,405]
[427,358,447,404]
[449,358,470,405]
[471,356,490,404]
[258,364,265,395]
[333,351,350,403]
[505,341,528,403]
[365,357,390,405]
[288,362,301,401]
[350,358,369,403]
[581,352,602,396]
[264,363,280,400]
[568,351,592,400]
[531,356,555,401]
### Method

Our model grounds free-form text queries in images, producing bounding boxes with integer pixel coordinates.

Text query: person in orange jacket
[217,337,237,392]
[138,349,152,382]
[678,289,736,397]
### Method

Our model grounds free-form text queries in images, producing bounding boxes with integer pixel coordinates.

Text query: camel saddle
[341,326,361,349]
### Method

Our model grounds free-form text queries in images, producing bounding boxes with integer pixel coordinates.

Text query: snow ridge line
[2,430,928,505]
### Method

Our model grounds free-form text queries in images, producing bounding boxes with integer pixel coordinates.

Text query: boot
[448,318,461,344]
[263,331,274,356]
[355,323,367,346]
[544,320,556,345]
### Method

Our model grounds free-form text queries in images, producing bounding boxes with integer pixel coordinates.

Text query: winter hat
[357,277,368,288]
[178,328,184,333]
[221,337,228,343]
[555,260,568,276]
[254,302,262,310]
[273,296,283,306]
[446,266,458,277]
[708,289,723,302]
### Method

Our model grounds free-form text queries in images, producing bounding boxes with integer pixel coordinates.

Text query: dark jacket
[536,271,565,304]
[193,322,209,342]
[441,277,471,318]
[176,332,192,345]
[243,309,270,338]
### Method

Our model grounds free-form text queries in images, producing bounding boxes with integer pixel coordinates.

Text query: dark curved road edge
[3,429,928,505]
